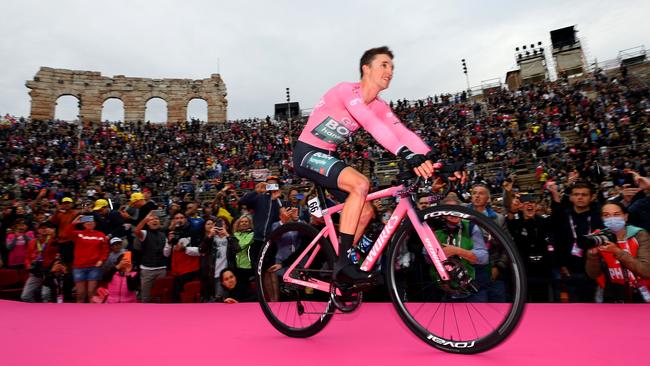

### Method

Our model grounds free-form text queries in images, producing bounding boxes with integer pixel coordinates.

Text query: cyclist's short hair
[360,46,393,78]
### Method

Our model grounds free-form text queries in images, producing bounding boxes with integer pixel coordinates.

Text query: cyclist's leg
[292,142,378,283]
[334,167,380,282]
[336,166,369,242]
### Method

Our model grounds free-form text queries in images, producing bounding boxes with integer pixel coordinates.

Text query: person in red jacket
[63,215,109,303]
[21,221,58,302]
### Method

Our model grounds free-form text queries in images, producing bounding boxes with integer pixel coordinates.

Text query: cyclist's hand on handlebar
[414,160,435,179]
[398,148,434,179]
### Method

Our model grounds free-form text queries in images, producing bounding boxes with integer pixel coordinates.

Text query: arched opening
[54,95,80,121]
[187,98,208,122]
[145,97,168,123]
[101,98,125,122]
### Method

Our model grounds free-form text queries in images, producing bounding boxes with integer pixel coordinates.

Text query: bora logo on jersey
[311,117,351,145]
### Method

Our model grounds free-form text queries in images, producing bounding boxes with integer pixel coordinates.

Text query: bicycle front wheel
[387,204,527,354]
[256,222,336,338]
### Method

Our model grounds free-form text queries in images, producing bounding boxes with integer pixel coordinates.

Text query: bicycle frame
[281,184,451,293]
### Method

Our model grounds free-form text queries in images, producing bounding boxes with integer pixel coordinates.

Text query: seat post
[316,185,328,209]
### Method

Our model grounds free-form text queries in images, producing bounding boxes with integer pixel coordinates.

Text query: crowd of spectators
[1,67,649,303]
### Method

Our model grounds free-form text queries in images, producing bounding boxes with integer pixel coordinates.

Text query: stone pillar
[80,92,102,124]
[124,93,145,123]
[207,102,227,123]
[28,88,55,121]
[167,97,187,124]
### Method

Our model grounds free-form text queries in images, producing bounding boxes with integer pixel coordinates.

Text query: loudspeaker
[550,26,576,49]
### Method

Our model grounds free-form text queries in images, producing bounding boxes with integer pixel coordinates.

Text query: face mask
[604,216,626,233]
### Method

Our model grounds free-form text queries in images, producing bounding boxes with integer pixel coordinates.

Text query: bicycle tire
[387,204,527,354]
[257,222,337,338]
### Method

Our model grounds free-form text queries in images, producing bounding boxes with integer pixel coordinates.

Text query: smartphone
[122,251,132,263]
[266,183,279,191]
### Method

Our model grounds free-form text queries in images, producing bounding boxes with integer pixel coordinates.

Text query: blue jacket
[238,191,282,242]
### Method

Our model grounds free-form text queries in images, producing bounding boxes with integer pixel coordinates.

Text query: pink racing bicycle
[256,173,526,354]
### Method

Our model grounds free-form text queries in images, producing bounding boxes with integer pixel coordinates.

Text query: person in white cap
[104,237,126,271]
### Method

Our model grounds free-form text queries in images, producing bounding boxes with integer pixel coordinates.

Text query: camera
[29,260,45,276]
[582,228,617,248]
[266,183,279,191]
[170,223,184,245]
[215,218,224,229]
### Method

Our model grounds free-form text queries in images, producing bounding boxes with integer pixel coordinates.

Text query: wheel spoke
[257,222,335,337]
[388,204,526,353]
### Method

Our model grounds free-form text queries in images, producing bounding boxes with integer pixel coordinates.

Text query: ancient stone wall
[26,67,227,123]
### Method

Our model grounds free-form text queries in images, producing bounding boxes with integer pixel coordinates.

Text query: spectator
[218,268,255,303]
[92,198,125,239]
[63,215,109,303]
[586,202,650,303]
[232,215,255,283]
[199,217,239,301]
[165,212,200,302]
[120,192,156,226]
[49,197,78,265]
[434,195,489,301]
[21,221,58,302]
[265,206,300,301]
[626,171,650,231]
[548,181,604,302]
[104,237,126,271]
[185,201,205,244]
[5,218,34,269]
[92,252,138,304]
[507,194,555,302]
[468,183,509,302]
[238,176,283,271]
[133,212,169,303]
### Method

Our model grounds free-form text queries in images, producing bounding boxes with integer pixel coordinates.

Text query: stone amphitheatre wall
[26,67,227,123]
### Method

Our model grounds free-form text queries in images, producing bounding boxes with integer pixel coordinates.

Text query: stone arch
[26,67,228,124]
[186,97,208,121]
[101,97,125,122]
[145,97,168,123]
[54,95,80,121]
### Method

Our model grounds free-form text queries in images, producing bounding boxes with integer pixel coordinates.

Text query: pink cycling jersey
[298,82,431,156]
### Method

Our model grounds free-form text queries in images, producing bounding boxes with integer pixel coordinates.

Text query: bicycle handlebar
[396,162,460,198]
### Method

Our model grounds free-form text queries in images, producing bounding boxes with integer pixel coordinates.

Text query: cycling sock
[336,232,355,268]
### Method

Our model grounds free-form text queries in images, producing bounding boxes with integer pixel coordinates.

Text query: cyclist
[293,46,435,285]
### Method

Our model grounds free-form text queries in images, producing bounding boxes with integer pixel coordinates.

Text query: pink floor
[1,300,647,366]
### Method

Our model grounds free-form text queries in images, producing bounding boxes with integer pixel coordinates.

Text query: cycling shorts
[292,141,349,202]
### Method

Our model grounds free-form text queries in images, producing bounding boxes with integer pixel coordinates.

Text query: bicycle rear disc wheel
[257,222,336,338]
[387,204,527,354]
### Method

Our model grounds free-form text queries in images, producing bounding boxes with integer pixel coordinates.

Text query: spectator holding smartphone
[238,176,283,272]
[62,215,109,303]
[624,170,650,232]
[199,217,239,300]
[92,252,138,303]
[165,212,200,302]
[133,212,169,303]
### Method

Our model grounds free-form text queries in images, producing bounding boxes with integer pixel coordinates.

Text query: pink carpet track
[1,301,647,366]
